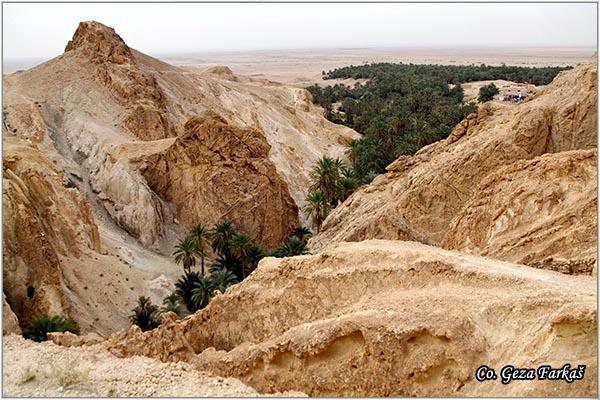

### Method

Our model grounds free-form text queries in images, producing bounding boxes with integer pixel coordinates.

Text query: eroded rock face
[2,138,100,326]
[443,149,597,273]
[310,57,597,269]
[1,20,356,336]
[3,293,21,335]
[140,111,299,249]
[65,21,172,140]
[106,240,597,396]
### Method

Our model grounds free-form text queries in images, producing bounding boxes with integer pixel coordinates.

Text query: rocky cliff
[106,240,597,396]
[3,137,100,328]
[309,57,597,272]
[443,149,597,274]
[141,111,298,249]
[2,21,356,332]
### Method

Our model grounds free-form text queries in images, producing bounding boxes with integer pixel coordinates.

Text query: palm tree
[211,219,236,257]
[246,244,264,268]
[290,226,312,244]
[160,293,186,318]
[175,271,203,312]
[279,236,309,256]
[230,233,257,280]
[304,189,331,232]
[129,296,160,332]
[345,139,361,167]
[190,223,211,275]
[173,235,198,273]
[309,155,342,205]
[210,254,245,282]
[23,314,78,342]
[191,277,213,310]
[208,268,238,294]
[338,176,358,203]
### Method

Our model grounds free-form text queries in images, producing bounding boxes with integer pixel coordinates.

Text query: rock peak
[64,21,133,64]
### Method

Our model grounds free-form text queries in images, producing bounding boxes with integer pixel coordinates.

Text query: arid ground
[162,47,596,86]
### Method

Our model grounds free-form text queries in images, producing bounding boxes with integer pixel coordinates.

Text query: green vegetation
[208,268,239,293]
[319,62,570,85]
[23,313,78,342]
[128,220,314,331]
[175,271,204,312]
[172,236,198,273]
[160,293,187,318]
[270,235,308,257]
[190,275,213,310]
[129,296,161,332]
[304,189,331,231]
[303,155,359,231]
[174,268,238,313]
[478,83,500,102]
[189,224,211,275]
[306,62,569,184]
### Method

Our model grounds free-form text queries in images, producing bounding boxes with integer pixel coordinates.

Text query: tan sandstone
[106,240,597,397]
[443,149,597,274]
[2,20,355,332]
[140,111,299,249]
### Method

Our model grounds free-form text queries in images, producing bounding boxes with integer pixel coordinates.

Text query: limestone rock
[47,331,104,347]
[2,137,100,325]
[106,240,597,396]
[1,20,355,336]
[140,111,299,248]
[3,335,263,397]
[65,21,172,140]
[3,21,355,251]
[443,149,597,273]
[3,293,21,335]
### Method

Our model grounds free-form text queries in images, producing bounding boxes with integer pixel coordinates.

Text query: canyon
[2,21,597,397]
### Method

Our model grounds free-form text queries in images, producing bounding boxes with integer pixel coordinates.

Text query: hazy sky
[3,2,597,60]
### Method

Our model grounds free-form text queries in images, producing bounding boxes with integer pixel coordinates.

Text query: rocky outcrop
[3,334,267,397]
[47,331,104,347]
[1,21,356,338]
[2,137,100,326]
[89,149,167,248]
[141,111,298,248]
[443,149,597,273]
[3,293,21,335]
[310,57,597,268]
[107,240,597,396]
[3,21,355,251]
[64,21,172,140]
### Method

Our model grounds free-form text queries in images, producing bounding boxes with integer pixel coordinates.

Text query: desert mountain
[309,57,597,272]
[2,21,597,398]
[2,21,356,333]
[106,240,597,396]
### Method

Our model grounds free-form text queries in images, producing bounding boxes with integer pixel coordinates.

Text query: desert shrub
[23,313,78,342]
[478,83,500,102]
[46,359,90,389]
